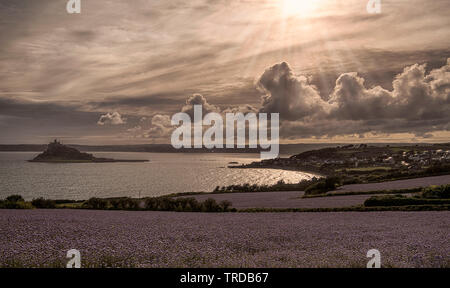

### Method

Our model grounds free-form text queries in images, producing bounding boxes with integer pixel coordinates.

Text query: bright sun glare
[281,0,320,18]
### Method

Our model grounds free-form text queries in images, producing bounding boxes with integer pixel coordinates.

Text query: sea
[0,152,317,200]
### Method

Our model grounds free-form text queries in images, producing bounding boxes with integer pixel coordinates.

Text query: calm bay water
[0,152,316,200]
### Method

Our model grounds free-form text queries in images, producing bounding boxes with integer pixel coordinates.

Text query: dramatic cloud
[138,57,450,142]
[258,62,328,120]
[0,0,449,143]
[97,112,126,126]
[126,114,173,140]
[223,104,258,114]
[329,60,450,122]
[426,58,450,96]
[328,73,392,120]
[274,58,450,139]
[144,114,173,138]
[181,94,220,119]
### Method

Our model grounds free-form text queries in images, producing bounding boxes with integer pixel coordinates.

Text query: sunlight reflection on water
[0,152,317,200]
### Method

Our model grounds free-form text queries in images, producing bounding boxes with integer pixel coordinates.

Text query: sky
[0,0,449,144]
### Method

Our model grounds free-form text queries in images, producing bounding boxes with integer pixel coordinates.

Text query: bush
[0,195,33,209]
[143,196,234,212]
[213,177,322,193]
[1,194,234,212]
[83,197,108,210]
[342,177,363,185]
[421,184,450,199]
[219,200,232,211]
[425,164,450,174]
[31,198,56,209]
[6,195,24,203]
[305,176,342,195]
[201,198,221,212]
[109,198,140,210]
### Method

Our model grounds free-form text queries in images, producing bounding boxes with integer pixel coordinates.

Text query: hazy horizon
[1,141,449,146]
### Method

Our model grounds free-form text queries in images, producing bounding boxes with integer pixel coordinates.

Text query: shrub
[109,198,139,210]
[0,195,33,209]
[213,177,322,193]
[83,197,108,210]
[421,184,450,199]
[31,198,56,209]
[305,176,342,195]
[53,199,83,205]
[201,198,221,212]
[219,200,232,211]
[342,177,363,185]
[5,195,24,203]
[143,197,232,212]
[0,200,33,209]
[24,195,234,213]
[425,164,450,174]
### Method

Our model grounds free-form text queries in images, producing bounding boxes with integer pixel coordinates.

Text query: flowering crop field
[181,191,380,209]
[180,175,450,209]
[0,210,448,268]
[336,175,450,192]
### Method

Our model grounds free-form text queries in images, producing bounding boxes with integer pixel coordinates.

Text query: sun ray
[281,0,321,18]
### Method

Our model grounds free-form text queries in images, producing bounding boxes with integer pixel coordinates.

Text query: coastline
[28,159,149,163]
[2,175,449,212]
[228,164,326,177]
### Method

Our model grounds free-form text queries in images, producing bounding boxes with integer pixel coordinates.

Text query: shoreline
[228,164,326,177]
[2,175,449,212]
[28,159,149,163]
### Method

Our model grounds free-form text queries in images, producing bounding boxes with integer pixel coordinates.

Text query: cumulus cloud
[126,125,143,134]
[329,60,450,122]
[122,58,449,142]
[181,94,220,119]
[144,114,172,138]
[260,59,450,139]
[97,112,126,126]
[328,73,393,120]
[223,104,258,114]
[126,114,173,139]
[425,58,450,96]
[257,62,328,120]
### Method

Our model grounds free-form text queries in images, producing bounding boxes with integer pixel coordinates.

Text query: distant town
[232,144,450,177]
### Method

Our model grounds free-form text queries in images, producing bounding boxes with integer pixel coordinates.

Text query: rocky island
[29,140,149,163]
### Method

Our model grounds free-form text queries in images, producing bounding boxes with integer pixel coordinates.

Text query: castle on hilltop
[30,139,95,162]
[29,139,148,163]
[48,139,62,147]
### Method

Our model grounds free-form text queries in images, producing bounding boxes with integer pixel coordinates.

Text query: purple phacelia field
[182,191,379,209]
[0,210,448,268]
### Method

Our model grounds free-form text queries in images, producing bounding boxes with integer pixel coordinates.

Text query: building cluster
[247,147,450,171]
[398,149,450,168]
